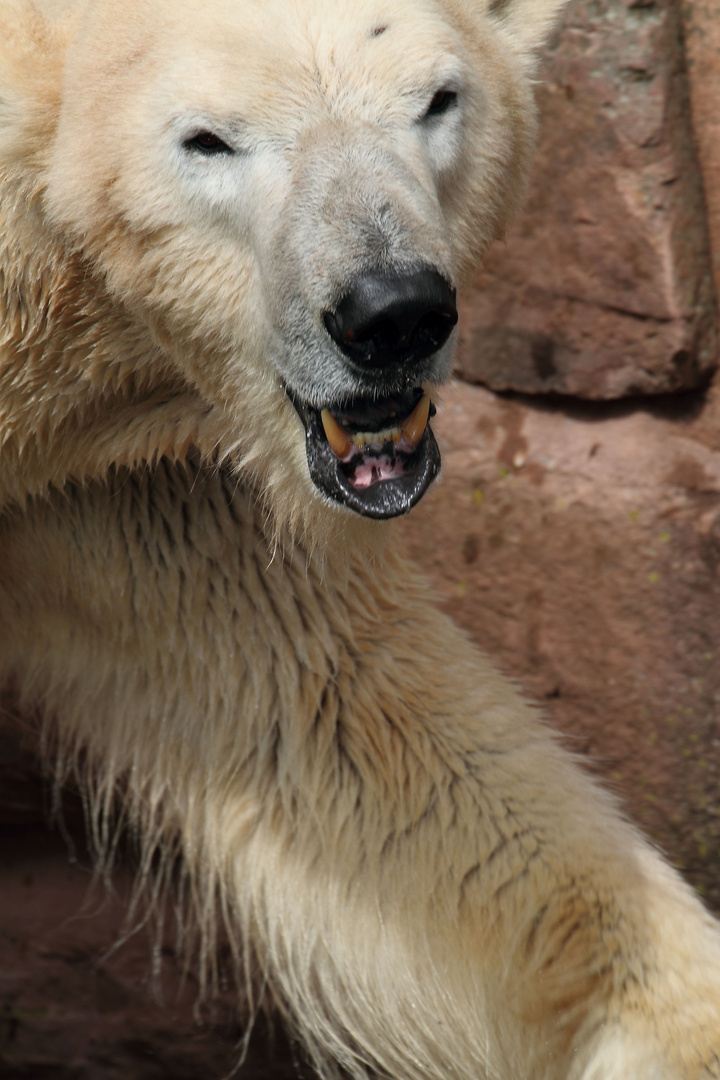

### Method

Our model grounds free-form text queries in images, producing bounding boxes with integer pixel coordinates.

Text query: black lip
[289,390,441,519]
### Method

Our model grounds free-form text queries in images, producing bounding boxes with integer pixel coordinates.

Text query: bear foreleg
[2,461,719,1080]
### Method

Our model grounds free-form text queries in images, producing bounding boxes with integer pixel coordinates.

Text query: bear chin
[289,388,441,518]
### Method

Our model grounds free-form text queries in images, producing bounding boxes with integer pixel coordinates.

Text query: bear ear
[484,0,568,57]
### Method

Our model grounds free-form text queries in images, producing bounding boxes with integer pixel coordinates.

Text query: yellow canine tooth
[321,408,353,459]
[400,394,431,448]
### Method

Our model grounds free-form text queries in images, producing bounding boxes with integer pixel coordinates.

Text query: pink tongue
[350,452,408,490]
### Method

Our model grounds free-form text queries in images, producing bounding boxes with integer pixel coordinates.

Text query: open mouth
[289,387,441,519]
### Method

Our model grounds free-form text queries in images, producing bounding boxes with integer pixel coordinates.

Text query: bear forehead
[68,0,465,85]
[59,0,470,145]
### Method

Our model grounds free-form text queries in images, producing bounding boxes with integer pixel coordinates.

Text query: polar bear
[1,0,720,1077]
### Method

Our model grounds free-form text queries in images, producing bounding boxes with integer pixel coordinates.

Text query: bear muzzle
[287,267,455,518]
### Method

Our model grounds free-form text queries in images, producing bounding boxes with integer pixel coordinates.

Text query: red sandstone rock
[401,378,720,909]
[456,0,717,398]
[682,0,720,312]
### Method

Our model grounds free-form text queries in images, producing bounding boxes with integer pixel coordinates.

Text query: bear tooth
[322,398,430,459]
[400,394,431,449]
[352,426,401,449]
[321,409,353,459]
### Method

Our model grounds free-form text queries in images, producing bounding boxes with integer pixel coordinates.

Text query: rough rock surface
[456,0,717,398]
[400,378,720,911]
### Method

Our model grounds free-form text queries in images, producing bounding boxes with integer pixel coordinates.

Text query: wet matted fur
[2,1,720,1078]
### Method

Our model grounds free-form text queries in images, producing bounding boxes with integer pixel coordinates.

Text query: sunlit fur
[2,1,720,1078]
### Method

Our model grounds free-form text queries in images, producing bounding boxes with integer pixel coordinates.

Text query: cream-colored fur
[1,1,720,1077]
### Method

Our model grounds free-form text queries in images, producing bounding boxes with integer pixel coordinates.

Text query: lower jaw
[303,407,441,520]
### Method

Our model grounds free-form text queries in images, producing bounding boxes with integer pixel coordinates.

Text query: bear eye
[183,131,234,156]
[423,89,458,120]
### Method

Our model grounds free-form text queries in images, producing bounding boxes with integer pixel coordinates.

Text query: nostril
[323,310,342,343]
[323,268,457,370]
[414,310,454,349]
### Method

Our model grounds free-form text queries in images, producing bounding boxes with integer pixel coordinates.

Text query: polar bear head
[1,0,566,524]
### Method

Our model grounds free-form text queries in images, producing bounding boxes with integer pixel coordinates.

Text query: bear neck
[0,175,230,509]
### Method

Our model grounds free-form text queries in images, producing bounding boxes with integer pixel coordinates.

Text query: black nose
[323,268,458,370]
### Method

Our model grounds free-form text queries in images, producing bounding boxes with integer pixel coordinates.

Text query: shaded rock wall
[682,0,720,298]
